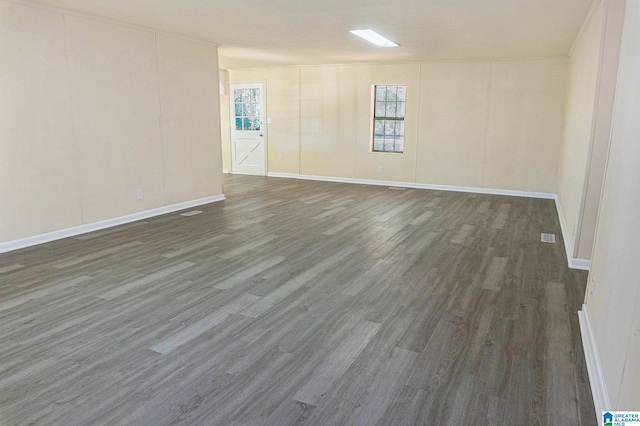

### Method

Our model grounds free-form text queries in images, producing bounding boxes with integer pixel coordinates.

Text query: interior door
[230,83,265,175]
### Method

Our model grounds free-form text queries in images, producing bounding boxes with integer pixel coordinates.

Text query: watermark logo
[603,412,640,426]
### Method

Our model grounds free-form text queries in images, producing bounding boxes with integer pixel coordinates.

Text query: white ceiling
[24,0,594,69]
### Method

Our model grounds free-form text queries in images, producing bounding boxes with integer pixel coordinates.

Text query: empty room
[1,0,639,424]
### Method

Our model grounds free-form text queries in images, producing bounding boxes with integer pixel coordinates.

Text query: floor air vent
[541,233,556,243]
[180,210,203,217]
[388,187,406,190]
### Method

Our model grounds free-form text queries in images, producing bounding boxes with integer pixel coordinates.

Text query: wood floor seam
[0,175,595,425]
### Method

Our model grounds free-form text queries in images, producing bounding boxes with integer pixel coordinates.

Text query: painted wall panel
[586,0,640,409]
[65,15,165,223]
[226,58,567,193]
[484,59,567,193]
[264,67,300,175]
[299,65,358,178]
[556,2,603,258]
[156,33,222,205]
[0,1,223,245]
[416,61,490,187]
[0,3,81,241]
[575,0,625,260]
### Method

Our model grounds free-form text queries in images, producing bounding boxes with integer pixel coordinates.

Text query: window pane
[243,118,251,130]
[248,103,258,117]
[234,90,242,103]
[396,85,406,100]
[235,103,242,117]
[385,102,397,117]
[242,89,251,102]
[251,118,261,131]
[374,119,384,136]
[397,101,406,117]
[235,118,242,130]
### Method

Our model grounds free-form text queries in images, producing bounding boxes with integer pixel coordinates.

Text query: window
[233,88,261,131]
[372,85,406,153]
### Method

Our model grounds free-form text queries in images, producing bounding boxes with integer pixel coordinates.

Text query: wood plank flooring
[0,175,596,425]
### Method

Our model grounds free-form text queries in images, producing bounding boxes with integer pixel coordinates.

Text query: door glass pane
[233,87,261,132]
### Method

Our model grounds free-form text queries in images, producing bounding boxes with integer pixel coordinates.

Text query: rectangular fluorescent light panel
[350,29,398,47]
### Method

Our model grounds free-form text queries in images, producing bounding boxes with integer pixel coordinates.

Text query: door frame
[229,82,266,176]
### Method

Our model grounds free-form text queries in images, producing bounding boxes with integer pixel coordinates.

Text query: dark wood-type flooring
[0,175,596,425]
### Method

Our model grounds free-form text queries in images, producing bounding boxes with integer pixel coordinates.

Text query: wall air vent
[541,233,556,243]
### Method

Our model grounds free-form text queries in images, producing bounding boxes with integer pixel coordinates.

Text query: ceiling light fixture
[349,29,399,47]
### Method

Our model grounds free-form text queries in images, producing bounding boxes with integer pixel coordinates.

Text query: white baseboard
[267,172,299,179]
[0,194,226,254]
[266,172,556,199]
[570,257,592,270]
[554,197,591,270]
[223,169,230,174]
[578,304,610,424]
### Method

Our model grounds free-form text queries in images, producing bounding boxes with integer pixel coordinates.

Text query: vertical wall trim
[481,61,494,188]
[578,304,610,424]
[153,32,168,199]
[413,64,423,183]
[60,11,85,224]
[570,0,604,57]
[297,66,302,175]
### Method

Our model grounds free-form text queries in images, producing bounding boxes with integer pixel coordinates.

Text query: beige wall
[557,0,625,262]
[220,91,232,172]
[156,34,223,205]
[0,1,223,244]
[586,0,640,409]
[0,2,82,240]
[576,0,625,260]
[222,59,567,194]
[416,62,489,187]
[557,1,603,260]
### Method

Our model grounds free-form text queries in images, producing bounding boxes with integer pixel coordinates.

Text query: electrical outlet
[136,189,143,201]
[378,166,383,174]
[278,155,283,162]
[590,278,595,296]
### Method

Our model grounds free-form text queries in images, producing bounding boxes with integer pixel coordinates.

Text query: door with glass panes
[230,83,265,175]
